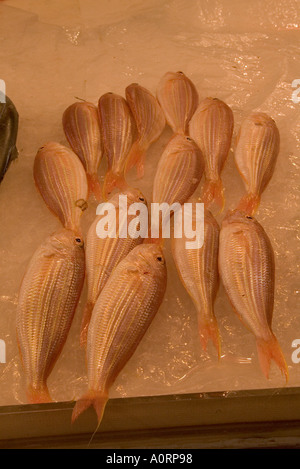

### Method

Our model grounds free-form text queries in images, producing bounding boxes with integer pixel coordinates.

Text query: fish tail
[72,391,108,425]
[125,141,145,179]
[237,193,260,216]
[26,383,52,404]
[102,170,128,199]
[80,302,94,349]
[256,334,289,383]
[198,316,221,359]
[87,173,102,202]
[202,179,225,213]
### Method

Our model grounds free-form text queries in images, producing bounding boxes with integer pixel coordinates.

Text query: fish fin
[198,316,221,360]
[72,391,108,425]
[27,383,53,404]
[256,334,289,383]
[80,302,94,349]
[236,193,261,216]
[87,173,102,202]
[202,179,225,214]
[102,170,129,199]
[125,141,145,178]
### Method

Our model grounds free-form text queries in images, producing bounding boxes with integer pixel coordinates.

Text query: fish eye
[75,237,84,247]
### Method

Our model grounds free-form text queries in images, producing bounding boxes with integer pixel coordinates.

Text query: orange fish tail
[256,334,289,383]
[87,173,102,202]
[80,302,94,349]
[72,391,108,425]
[237,193,260,216]
[125,141,146,179]
[27,383,52,404]
[103,170,128,199]
[198,316,221,359]
[202,179,225,213]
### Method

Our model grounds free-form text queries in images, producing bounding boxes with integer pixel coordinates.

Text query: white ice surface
[0,0,299,406]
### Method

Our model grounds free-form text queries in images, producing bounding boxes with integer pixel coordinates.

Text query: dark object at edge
[0,95,19,183]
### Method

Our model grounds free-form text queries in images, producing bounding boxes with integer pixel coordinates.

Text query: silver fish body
[156,71,199,135]
[125,83,166,178]
[189,97,234,212]
[235,112,280,215]
[72,244,167,425]
[152,134,204,241]
[98,92,133,197]
[218,210,288,381]
[17,229,85,403]
[80,188,148,346]
[62,101,103,201]
[172,206,220,356]
[34,142,88,232]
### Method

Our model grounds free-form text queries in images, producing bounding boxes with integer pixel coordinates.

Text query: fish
[125,83,165,178]
[34,142,88,232]
[72,243,167,426]
[151,134,204,242]
[172,205,221,357]
[189,97,234,213]
[98,92,133,198]
[80,188,148,347]
[62,101,103,201]
[218,210,288,381]
[16,229,85,404]
[0,95,19,183]
[234,112,280,215]
[156,71,199,135]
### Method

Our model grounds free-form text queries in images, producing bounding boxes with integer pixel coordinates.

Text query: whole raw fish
[125,83,165,178]
[62,101,103,201]
[17,229,85,403]
[172,205,221,357]
[0,95,19,183]
[98,93,133,198]
[189,97,234,213]
[151,134,204,242]
[235,112,280,215]
[218,210,288,381]
[72,244,167,425]
[34,142,88,232]
[80,188,148,347]
[156,71,199,135]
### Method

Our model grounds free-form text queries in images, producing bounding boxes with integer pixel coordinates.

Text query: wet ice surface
[0,0,299,405]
